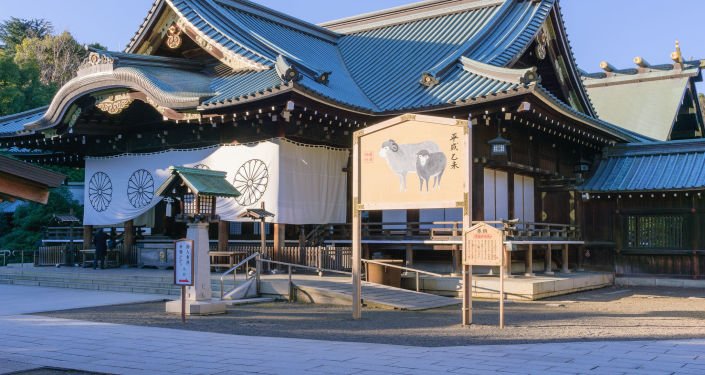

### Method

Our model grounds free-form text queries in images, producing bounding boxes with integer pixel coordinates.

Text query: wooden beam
[0,172,50,204]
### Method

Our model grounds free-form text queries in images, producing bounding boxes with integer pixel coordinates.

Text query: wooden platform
[256,275,460,310]
[407,271,613,300]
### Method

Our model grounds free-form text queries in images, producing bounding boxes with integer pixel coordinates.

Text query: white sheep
[378,139,440,192]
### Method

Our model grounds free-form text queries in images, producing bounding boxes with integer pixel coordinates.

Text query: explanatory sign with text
[464,222,503,266]
[174,238,194,286]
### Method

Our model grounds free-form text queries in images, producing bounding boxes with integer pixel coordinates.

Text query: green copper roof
[583,61,702,141]
[156,166,241,198]
[578,138,705,192]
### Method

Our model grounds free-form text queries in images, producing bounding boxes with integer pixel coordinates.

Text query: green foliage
[39,164,84,182]
[14,31,86,86]
[0,17,53,51]
[0,186,82,250]
[0,51,56,116]
[86,42,107,51]
[0,17,106,117]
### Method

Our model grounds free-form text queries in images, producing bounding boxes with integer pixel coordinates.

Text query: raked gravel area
[34,285,705,347]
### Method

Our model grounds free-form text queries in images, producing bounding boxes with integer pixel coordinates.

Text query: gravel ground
[35,286,705,347]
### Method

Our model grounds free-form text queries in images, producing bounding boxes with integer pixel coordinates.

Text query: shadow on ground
[35,286,705,347]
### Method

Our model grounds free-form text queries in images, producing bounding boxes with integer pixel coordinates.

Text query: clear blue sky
[2,0,704,89]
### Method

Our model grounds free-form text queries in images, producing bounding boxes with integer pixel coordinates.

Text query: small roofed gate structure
[578,140,705,280]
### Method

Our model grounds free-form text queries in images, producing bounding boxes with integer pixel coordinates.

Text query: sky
[2,0,704,90]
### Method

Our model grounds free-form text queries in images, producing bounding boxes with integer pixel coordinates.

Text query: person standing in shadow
[93,229,108,270]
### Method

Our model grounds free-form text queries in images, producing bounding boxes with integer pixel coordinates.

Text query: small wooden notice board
[464,222,506,328]
[174,238,194,322]
[464,223,503,266]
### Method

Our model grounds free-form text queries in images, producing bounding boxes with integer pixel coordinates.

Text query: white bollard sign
[174,238,194,323]
[174,239,194,286]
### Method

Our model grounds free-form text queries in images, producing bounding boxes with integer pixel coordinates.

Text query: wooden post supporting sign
[465,222,505,328]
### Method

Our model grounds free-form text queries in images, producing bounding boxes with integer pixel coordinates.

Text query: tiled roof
[156,166,241,197]
[582,61,702,141]
[578,139,705,192]
[0,107,47,136]
[1,0,636,142]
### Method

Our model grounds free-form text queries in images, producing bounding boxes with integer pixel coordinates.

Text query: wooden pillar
[352,138,362,320]
[544,244,554,275]
[405,244,413,268]
[82,225,93,250]
[274,223,285,262]
[692,207,700,279]
[218,220,229,252]
[577,245,585,271]
[123,220,134,266]
[452,244,461,275]
[525,244,534,276]
[562,244,571,273]
[504,247,512,278]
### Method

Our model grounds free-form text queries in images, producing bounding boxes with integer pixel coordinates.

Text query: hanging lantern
[488,134,510,156]
[488,112,510,157]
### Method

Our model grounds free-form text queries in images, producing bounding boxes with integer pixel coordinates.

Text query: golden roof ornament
[166,24,183,49]
[671,40,683,68]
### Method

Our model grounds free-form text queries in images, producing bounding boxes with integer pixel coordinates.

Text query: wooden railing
[317,221,581,242]
[213,245,352,272]
[504,222,581,241]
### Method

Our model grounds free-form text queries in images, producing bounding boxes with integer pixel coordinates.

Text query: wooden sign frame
[464,223,503,266]
[351,114,471,322]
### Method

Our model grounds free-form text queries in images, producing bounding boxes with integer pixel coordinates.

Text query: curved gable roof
[1,0,638,142]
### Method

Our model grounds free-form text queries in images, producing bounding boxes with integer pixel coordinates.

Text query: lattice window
[625,215,685,249]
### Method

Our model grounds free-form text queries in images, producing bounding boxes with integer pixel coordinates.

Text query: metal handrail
[257,258,352,276]
[361,259,451,292]
[256,258,352,302]
[220,252,260,299]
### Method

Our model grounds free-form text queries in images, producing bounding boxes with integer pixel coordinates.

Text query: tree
[0,17,53,52]
[0,186,83,250]
[14,31,86,87]
[0,50,56,116]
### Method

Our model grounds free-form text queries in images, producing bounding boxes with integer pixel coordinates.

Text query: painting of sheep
[415,149,447,192]
[378,139,440,192]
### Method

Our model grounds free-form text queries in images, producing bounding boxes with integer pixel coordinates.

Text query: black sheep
[415,149,447,192]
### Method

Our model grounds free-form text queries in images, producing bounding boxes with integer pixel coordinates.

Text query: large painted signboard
[356,114,467,210]
[351,114,470,321]
[174,238,194,286]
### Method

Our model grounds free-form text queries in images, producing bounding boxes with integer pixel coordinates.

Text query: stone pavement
[1,313,704,375]
[0,284,169,315]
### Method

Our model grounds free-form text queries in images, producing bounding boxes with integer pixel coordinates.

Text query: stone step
[0,273,238,288]
[222,297,274,306]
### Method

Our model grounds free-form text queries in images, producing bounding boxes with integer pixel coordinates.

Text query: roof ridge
[459,56,538,84]
[320,0,503,34]
[214,0,340,41]
[0,106,49,123]
[582,61,701,87]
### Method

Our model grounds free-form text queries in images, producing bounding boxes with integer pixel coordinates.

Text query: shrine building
[1,0,704,282]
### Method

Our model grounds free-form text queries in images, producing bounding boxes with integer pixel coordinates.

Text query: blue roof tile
[578,139,705,192]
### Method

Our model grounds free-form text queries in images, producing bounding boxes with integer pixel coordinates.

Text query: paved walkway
[1,313,704,375]
[295,278,460,310]
[0,284,169,315]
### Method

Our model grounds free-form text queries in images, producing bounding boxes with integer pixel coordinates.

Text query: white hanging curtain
[83,139,348,226]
